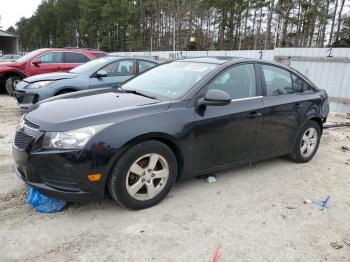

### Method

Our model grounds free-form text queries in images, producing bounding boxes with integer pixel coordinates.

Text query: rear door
[29,52,64,76]
[63,52,91,71]
[192,63,264,171]
[89,59,135,89]
[258,63,309,156]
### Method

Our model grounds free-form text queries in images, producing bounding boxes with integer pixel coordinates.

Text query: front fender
[84,104,194,183]
[0,68,26,78]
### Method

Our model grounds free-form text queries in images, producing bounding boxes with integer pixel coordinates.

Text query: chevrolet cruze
[12,57,329,210]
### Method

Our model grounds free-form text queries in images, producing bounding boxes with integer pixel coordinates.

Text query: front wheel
[289,120,321,163]
[6,76,22,96]
[108,140,177,210]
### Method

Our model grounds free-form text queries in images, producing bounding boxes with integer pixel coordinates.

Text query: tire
[108,140,177,210]
[289,120,321,163]
[6,76,22,96]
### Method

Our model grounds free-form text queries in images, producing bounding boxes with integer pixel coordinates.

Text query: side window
[64,52,90,63]
[261,65,301,95]
[291,73,314,92]
[100,60,134,77]
[139,60,156,73]
[116,60,134,76]
[36,52,64,64]
[208,64,256,99]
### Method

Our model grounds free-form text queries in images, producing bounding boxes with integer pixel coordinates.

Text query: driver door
[192,63,264,172]
[29,52,64,76]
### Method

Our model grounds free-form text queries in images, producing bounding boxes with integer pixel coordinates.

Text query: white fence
[110,48,350,113]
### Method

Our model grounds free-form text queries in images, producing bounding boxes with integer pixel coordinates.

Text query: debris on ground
[324,122,350,129]
[330,242,343,249]
[27,186,66,213]
[341,146,350,152]
[206,176,217,183]
[303,195,330,210]
[343,239,350,247]
[196,174,217,183]
[0,134,4,139]
[212,245,221,262]
[286,206,297,210]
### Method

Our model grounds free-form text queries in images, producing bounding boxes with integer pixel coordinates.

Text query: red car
[0,48,107,95]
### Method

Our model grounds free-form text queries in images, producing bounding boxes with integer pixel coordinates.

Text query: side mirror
[32,59,41,66]
[198,89,231,107]
[96,70,108,78]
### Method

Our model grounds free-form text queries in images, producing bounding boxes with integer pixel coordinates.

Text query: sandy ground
[0,94,350,262]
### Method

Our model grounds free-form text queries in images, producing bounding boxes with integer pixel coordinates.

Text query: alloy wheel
[300,127,318,158]
[13,79,21,88]
[126,153,169,201]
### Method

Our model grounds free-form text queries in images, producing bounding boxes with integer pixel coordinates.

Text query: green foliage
[13,0,350,51]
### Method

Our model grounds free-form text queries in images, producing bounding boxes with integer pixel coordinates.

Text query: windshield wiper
[122,89,156,100]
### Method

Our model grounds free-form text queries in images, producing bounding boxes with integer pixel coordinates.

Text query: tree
[12,0,350,51]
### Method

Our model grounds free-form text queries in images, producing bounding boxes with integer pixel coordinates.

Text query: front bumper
[14,91,39,109]
[12,126,108,202]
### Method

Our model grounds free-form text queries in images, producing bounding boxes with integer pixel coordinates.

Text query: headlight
[27,80,55,89]
[42,124,110,149]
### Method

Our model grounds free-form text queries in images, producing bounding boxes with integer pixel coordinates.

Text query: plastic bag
[26,186,66,213]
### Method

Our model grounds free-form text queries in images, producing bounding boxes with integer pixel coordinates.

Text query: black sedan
[12,57,329,209]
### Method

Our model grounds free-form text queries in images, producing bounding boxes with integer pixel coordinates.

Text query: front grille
[24,118,39,129]
[14,131,35,151]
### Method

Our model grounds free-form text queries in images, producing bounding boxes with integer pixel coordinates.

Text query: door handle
[293,103,303,109]
[247,112,262,119]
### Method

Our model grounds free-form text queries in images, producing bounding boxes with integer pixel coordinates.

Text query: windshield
[69,58,109,74]
[122,61,217,99]
[16,49,44,63]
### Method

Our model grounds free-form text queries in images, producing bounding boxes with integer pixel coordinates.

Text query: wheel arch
[54,87,79,96]
[308,116,324,134]
[113,132,185,181]
[290,114,324,153]
[0,71,27,83]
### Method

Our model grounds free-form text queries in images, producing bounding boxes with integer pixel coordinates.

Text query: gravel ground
[0,94,350,262]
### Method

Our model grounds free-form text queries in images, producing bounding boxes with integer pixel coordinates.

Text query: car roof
[36,48,105,53]
[179,56,295,70]
[180,56,245,64]
[105,56,159,63]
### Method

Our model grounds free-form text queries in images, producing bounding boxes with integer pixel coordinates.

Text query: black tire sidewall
[108,140,177,210]
[294,120,321,162]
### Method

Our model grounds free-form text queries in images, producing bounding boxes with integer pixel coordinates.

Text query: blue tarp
[26,186,66,213]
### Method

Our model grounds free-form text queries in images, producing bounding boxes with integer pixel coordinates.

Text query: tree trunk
[320,0,330,47]
[264,0,275,49]
[328,0,339,46]
[335,0,345,42]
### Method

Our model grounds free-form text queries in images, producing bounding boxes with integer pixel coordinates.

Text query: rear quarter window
[92,53,107,58]
[64,52,90,63]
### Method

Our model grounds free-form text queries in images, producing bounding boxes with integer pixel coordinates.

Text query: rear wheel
[108,140,177,210]
[6,76,22,96]
[289,120,321,163]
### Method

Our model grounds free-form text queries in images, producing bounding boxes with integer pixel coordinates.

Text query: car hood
[0,62,25,72]
[25,88,170,131]
[24,72,78,83]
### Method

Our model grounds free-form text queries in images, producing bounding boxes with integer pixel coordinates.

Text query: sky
[0,0,42,30]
